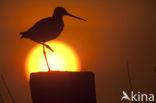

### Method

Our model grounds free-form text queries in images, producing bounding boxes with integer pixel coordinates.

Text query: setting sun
[25,41,80,79]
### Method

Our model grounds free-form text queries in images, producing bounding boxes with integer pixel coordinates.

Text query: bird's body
[20,7,86,43]
[21,17,64,43]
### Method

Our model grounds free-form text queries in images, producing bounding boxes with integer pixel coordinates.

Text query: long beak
[67,13,87,21]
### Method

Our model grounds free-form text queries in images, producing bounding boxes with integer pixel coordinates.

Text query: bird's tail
[20,32,26,38]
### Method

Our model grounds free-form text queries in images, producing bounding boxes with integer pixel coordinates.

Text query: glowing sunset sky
[0,0,156,103]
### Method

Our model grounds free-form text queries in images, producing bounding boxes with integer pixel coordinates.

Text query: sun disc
[25,41,80,80]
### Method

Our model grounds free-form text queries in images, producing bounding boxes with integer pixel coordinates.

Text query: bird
[20,7,87,52]
[20,7,87,71]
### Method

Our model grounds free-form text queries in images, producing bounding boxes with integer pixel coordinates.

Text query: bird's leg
[40,42,54,52]
[45,44,54,52]
[43,45,51,72]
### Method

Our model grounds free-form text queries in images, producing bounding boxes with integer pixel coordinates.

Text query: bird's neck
[53,13,63,21]
[53,16,63,21]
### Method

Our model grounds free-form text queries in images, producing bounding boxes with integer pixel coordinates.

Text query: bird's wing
[22,17,57,35]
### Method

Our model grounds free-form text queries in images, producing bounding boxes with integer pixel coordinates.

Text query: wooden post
[30,71,96,103]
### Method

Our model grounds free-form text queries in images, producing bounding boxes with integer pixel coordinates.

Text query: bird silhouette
[20,7,86,51]
[20,7,87,71]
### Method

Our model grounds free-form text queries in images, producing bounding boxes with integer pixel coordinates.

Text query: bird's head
[53,7,87,21]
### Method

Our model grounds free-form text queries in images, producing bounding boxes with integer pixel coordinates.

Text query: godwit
[20,7,87,71]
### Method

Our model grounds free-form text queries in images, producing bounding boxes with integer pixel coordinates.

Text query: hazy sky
[0,0,156,103]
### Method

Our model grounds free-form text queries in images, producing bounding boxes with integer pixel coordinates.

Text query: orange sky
[0,0,156,103]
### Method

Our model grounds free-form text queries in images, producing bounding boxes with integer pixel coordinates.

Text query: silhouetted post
[30,71,96,103]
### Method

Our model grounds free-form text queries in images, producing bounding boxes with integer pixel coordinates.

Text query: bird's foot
[48,69,51,72]
[48,67,51,72]
[44,44,54,52]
